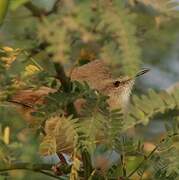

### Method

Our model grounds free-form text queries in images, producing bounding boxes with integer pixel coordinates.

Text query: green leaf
[147,89,164,112]
[160,91,176,110]
[132,95,151,114]
[171,90,179,107]
[10,0,29,10]
[130,105,148,125]
[0,0,9,26]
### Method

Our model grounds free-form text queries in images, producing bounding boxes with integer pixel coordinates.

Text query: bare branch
[24,0,61,19]
[0,162,70,179]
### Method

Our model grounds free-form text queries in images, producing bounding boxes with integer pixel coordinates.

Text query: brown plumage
[10,87,56,126]
[71,60,113,91]
[11,59,135,111]
[10,59,135,155]
[11,87,55,107]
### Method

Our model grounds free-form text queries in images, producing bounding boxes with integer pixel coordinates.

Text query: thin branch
[24,0,61,19]
[54,62,93,178]
[23,51,44,71]
[23,0,93,175]
[127,133,179,178]
[53,62,78,117]
[0,162,52,171]
[39,170,64,179]
[0,162,70,179]
[46,0,61,15]
[24,2,45,19]
[127,146,158,178]
[54,62,71,92]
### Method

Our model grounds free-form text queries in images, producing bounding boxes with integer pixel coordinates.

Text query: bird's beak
[135,68,150,78]
[117,68,150,84]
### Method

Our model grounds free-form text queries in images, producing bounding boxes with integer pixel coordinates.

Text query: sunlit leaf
[0,0,9,26]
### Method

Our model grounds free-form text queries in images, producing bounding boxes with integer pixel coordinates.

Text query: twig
[54,62,93,178]
[53,62,78,117]
[24,2,45,19]
[53,62,71,92]
[127,146,158,178]
[24,0,61,19]
[23,0,93,176]
[23,51,44,71]
[127,132,179,178]
[0,162,52,172]
[46,0,61,15]
[0,162,70,179]
[39,170,64,179]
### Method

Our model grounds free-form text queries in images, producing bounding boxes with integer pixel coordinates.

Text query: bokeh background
[0,0,179,179]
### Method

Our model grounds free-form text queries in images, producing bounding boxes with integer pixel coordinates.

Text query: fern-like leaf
[99,1,141,76]
[124,87,179,129]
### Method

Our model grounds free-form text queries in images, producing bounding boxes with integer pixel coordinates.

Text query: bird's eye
[113,80,121,87]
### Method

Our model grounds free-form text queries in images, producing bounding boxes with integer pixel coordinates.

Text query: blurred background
[0,0,179,179]
[2,0,179,136]
[1,1,179,88]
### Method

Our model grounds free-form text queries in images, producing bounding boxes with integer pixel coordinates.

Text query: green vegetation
[0,0,179,179]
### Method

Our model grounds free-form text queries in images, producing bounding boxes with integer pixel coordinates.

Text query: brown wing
[70,59,113,91]
[11,60,111,108]
[10,87,56,126]
[10,87,56,108]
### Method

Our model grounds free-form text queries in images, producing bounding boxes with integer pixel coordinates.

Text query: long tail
[7,100,33,108]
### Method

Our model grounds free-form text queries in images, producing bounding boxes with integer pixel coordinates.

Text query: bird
[9,59,149,156]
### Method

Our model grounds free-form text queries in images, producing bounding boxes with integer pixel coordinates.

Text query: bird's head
[71,59,149,110]
[103,69,150,110]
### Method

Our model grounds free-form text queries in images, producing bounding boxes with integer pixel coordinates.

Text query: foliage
[0,0,179,180]
[125,88,179,129]
[0,0,9,25]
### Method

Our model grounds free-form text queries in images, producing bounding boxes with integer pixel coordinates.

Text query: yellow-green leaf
[10,0,29,10]
[0,0,9,26]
